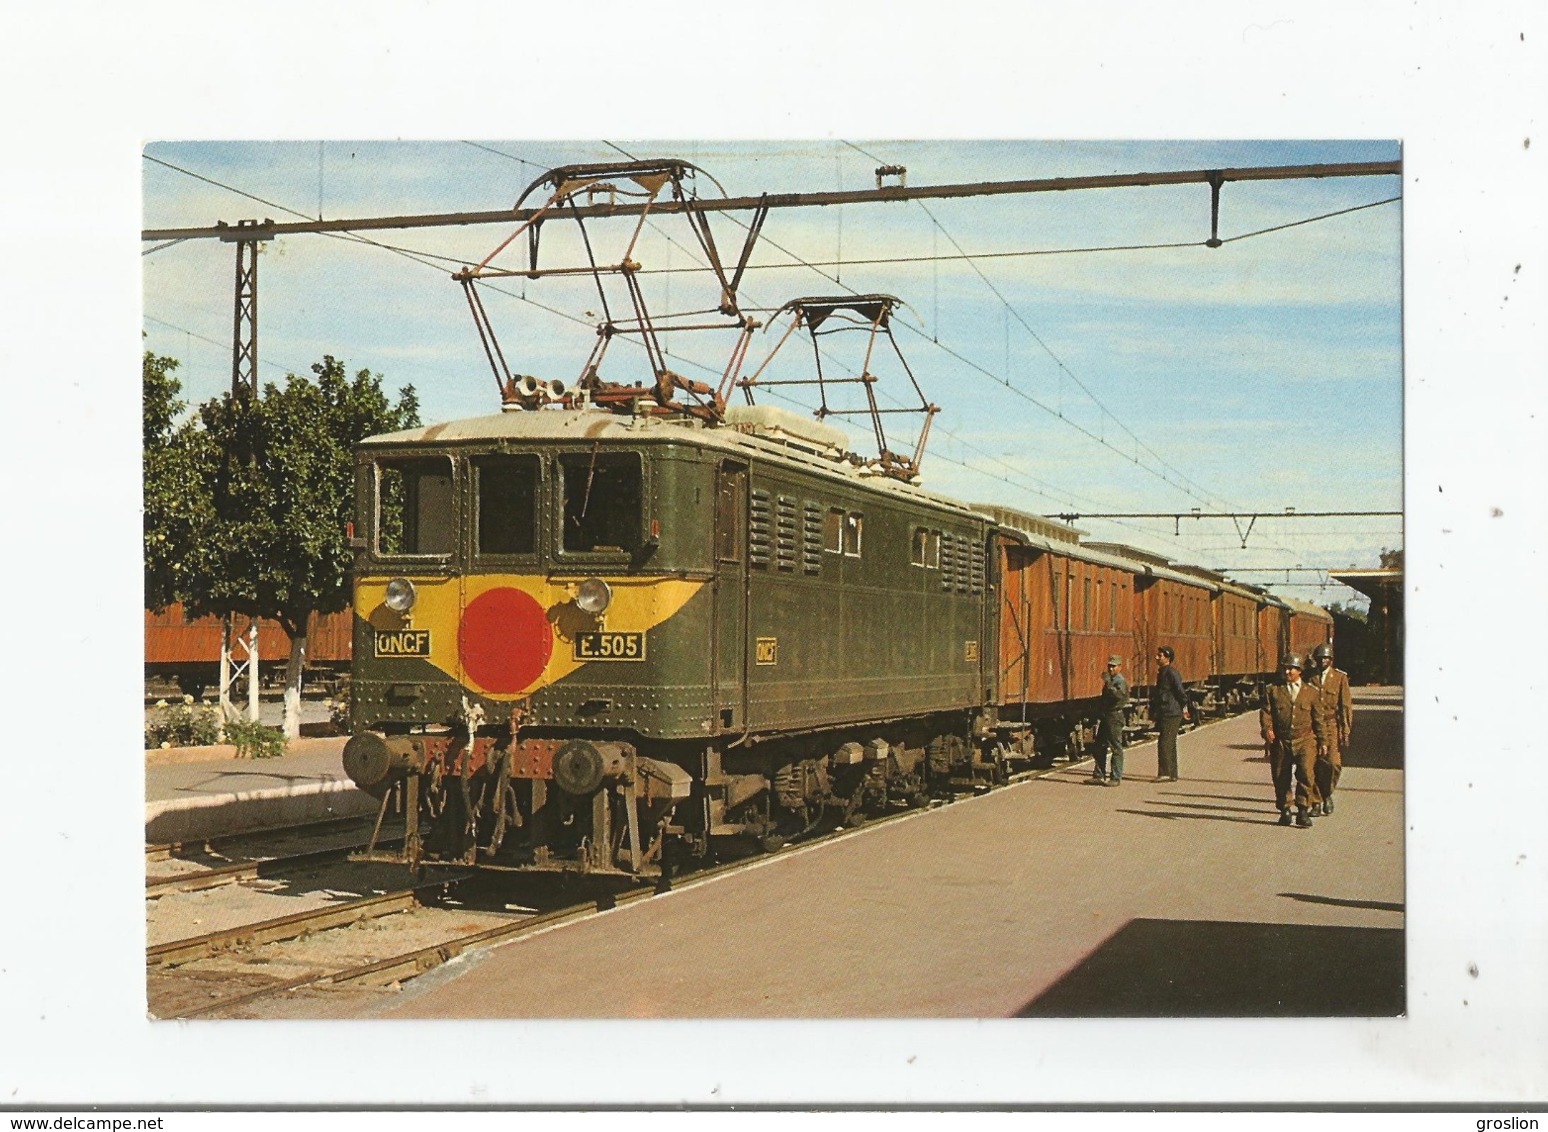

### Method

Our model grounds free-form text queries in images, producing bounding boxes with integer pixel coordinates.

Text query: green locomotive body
[345,404,1003,877]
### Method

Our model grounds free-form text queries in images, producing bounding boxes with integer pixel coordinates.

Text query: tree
[143,350,214,612]
[180,357,420,737]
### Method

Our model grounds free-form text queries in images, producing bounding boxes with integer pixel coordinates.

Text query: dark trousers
[1156,714,1182,778]
[1269,735,1318,811]
[1095,711,1125,780]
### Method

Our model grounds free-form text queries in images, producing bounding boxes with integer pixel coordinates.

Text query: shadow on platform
[1343,698,1404,770]
[1016,918,1404,1017]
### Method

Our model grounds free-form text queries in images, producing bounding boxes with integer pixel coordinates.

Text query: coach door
[711,462,749,732]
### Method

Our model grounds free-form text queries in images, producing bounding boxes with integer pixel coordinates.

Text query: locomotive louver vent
[940,533,956,592]
[802,502,823,573]
[749,488,773,567]
[969,540,984,595]
[775,496,798,571]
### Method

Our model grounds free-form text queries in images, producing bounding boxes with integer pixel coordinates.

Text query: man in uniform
[1308,642,1354,815]
[1150,645,1191,781]
[1093,655,1129,786]
[1259,653,1326,828]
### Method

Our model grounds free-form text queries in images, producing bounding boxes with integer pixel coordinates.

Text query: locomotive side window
[473,454,539,556]
[843,512,864,557]
[910,526,941,567]
[377,456,454,556]
[824,508,843,553]
[560,451,642,553]
[911,526,941,567]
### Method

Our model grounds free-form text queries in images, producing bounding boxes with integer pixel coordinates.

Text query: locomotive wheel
[760,832,788,854]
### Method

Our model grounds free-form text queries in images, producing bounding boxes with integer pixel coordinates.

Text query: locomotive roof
[362,408,1324,614]
[359,407,988,521]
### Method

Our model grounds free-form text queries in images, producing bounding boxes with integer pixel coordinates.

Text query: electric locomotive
[343,401,1015,878]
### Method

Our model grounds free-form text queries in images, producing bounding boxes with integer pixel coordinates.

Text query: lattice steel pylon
[223,218,272,398]
[216,219,274,719]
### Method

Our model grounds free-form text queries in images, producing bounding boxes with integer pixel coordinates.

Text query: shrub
[144,698,223,749]
[224,717,288,760]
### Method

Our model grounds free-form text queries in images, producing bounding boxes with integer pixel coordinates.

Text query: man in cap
[1260,654,1326,828]
[1093,655,1130,786]
[1308,642,1354,814]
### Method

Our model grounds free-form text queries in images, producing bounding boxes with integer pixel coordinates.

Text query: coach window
[377,456,454,557]
[1050,570,1061,628]
[1083,576,1092,629]
[559,450,642,554]
[844,512,864,557]
[824,507,844,553]
[473,454,540,557]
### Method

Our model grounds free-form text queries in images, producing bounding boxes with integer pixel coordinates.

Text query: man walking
[1308,642,1353,815]
[1150,645,1191,781]
[1260,654,1326,828]
[1094,655,1129,786]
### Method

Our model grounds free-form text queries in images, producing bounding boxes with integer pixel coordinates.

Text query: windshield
[376,456,454,556]
[474,454,540,556]
[560,451,641,554]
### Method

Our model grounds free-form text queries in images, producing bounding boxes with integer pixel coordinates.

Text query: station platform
[144,735,374,844]
[343,686,1406,1019]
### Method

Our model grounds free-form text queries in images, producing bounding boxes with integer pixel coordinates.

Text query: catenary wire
[144,145,1385,584]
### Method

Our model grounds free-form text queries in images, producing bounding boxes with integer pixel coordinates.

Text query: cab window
[560,451,642,553]
[377,456,454,556]
[474,454,540,556]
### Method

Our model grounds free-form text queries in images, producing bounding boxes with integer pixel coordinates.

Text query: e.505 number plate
[574,632,645,661]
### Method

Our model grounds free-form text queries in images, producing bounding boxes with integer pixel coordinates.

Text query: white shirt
[1287,680,1302,699]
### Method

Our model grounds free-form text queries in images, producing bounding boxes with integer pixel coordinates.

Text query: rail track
[146,837,405,896]
[149,711,1247,1019]
[145,814,378,865]
[147,744,1115,1020]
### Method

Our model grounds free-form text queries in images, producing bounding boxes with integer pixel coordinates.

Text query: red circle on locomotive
[458,587,553,693]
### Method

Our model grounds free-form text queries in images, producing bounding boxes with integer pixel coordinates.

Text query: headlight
[384,577,417,613]
[575,577,612,614]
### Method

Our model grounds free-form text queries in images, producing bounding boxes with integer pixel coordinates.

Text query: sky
[143,138,1403,606]
[4,0,1545,1113]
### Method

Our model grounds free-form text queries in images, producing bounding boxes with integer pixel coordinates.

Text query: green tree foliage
[181,356,420,637]
[143,350,214,611]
